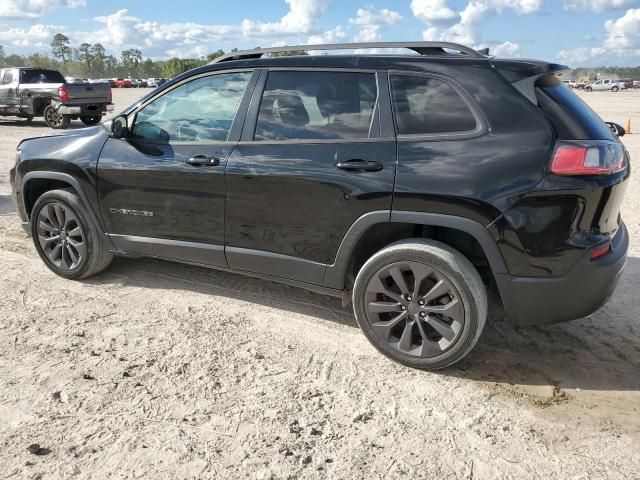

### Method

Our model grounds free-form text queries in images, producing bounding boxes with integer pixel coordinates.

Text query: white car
[562,80,577,88]
[585,79,626,92]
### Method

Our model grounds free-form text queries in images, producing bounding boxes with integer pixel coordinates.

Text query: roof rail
[209,41,487,64]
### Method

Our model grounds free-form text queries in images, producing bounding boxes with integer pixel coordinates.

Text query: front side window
[390,75,477,135]
[255,71,377,141]
[132,72,252,143]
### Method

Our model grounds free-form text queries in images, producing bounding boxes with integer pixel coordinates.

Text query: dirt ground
[0,87,639,480]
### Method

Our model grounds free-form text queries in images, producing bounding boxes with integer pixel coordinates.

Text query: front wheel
[80,116,103,126]
[585,87,592,92]
[352,240,487,370]
[612,86,619,92]
[43,105,71,129]
[31,189,113,280]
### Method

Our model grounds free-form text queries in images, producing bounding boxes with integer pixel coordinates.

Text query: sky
[0,0,639,67]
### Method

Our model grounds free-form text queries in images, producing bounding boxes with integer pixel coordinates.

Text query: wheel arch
[22,172,108,242]
[324,210,508,292]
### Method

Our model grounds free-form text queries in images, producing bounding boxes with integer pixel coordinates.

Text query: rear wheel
[585,86,592,92]
[612,86,619,92]
[43,105,70,129]
[353,240,487,370]
[81,116,103,126]
[31,189,113,280]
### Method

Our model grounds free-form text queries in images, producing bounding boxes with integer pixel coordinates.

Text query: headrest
[262,92,310,127]
[316,82,358,118]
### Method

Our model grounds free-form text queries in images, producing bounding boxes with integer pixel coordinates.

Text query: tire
[43,105,71,129]
[31,189,113,280]
[585,87,592,92]
[612,86,619,92]
[80,116,103,126]
[25,116,33,123]
[352,239,487,370]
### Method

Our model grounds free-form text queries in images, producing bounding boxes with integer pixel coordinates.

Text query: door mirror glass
[112,115,128,138]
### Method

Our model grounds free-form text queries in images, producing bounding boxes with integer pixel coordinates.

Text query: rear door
[97,70,258,267]
[224,69,396,285]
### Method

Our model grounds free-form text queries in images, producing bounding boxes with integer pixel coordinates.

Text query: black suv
[10,42,630,370]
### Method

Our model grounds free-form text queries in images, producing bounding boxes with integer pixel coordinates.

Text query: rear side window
[2,71,13,84]
[535,75,614,141]
[390,75,477,135]
[255,71,377,141]
[20,69,65,84]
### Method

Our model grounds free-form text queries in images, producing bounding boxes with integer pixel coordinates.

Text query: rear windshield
[535,75,614,140]
[20,69,65,84]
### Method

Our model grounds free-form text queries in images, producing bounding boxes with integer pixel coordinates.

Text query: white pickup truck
[585,79,626,92]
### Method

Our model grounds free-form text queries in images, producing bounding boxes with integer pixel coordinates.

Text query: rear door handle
[335,159,384,173]
[186,155,221,167]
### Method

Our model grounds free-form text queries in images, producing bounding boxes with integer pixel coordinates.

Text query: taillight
[551,142,625,176]
[590,241,611,261]
[58,84,69,103]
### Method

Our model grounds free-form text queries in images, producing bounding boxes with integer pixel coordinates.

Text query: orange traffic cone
[625,118,632,134]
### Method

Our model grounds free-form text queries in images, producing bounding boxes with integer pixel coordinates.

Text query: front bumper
[496,222,628,325]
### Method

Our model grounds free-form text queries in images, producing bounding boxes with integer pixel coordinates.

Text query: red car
[112,78,132,88]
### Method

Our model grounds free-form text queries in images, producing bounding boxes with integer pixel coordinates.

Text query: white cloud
[0,23,62,49]
[307,26,346,45]
[349,8,402,42]
[411,0,458,26]
[0,0,85,20]
[563,0,639,12]
[556,8,640,65]
[413,0,542,49]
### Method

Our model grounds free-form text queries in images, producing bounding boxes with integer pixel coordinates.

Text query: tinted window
[20,69,65,84]
[255,71,377,141]
[132,72,251,143]
[536,76,615,141]
[390,75,477,135]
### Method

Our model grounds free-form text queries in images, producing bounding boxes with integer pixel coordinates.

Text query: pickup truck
[0,67,114,129]
[584,79,626,92]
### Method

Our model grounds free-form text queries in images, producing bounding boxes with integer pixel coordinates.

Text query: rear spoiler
[491,59,570,105]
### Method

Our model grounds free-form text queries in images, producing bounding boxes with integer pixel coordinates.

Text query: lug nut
[406,296,412,302]
[401,305,407,311]
[418,300,425,306]
[420,312,427,318]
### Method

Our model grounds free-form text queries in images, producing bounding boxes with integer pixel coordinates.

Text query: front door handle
[186,155,221,167]
[335,159,383,173]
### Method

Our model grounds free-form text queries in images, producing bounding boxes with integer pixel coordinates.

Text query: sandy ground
[0,87,639,479]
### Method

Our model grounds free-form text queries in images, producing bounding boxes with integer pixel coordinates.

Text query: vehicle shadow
[88,254,640,392]
[0,118,89,130]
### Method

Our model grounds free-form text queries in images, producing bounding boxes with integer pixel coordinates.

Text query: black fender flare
[323,210,507,290]
[21,171,111,245]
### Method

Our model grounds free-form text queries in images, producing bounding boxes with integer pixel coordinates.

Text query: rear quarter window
[535,75,615,141]
[390,74,478,135]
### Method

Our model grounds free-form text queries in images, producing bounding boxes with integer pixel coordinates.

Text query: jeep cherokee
[9,42,630,370]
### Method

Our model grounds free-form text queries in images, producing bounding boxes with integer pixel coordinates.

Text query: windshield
[20,69,65,84]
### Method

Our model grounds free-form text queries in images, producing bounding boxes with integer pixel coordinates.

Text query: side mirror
[111,115,129,139]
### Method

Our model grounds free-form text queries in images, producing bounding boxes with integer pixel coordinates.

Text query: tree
[51,33,72,64]
[206,49,225,62]
[77,43,94,71]
[0,45,6,67]
[121,48,143,76]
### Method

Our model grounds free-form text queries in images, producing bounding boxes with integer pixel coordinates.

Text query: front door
[97,70,257,267]
[225,69,396,285]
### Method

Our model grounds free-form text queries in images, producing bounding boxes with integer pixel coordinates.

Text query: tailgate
[67,83,110,104]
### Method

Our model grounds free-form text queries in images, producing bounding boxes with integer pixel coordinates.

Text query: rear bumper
[56,103,114,115]
[496,222,628,325]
